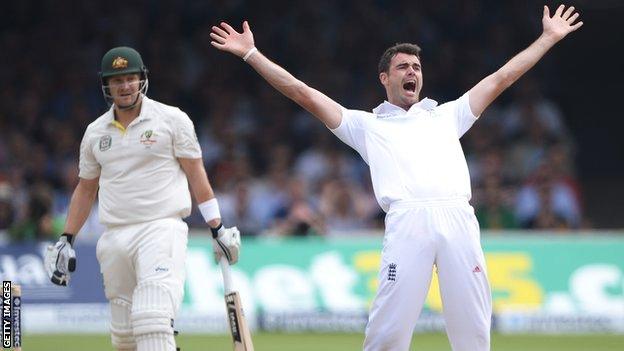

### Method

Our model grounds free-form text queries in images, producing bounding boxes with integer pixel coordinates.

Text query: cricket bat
[219,256,254,351]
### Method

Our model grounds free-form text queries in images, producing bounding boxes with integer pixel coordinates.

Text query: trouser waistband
[388,197,469,211]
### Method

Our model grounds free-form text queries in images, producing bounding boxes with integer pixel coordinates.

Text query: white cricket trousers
[363,198,491,351]
[96,217,188,350]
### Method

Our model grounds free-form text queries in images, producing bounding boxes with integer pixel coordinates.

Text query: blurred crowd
[0,0,587,243]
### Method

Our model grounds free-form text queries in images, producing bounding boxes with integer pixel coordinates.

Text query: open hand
[210,21,255,58]
[542,5,583,42]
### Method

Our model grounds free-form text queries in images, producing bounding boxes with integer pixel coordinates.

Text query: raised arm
[468,5,583,117]
[210,21,343,129]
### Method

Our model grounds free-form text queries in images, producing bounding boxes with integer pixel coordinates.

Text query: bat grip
[219,255,234,294]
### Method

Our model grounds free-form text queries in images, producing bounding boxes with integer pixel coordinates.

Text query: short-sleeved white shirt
[330,93,478,212]
[79,96,202,226]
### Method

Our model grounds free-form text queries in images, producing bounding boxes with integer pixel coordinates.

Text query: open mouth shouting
[403,80,417,95]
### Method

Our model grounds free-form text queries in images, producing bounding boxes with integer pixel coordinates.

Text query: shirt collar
[105,95,152,127]
[372,97,438,117]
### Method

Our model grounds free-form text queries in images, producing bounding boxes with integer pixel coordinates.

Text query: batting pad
[131,282,176,351]
[110,298,136,350]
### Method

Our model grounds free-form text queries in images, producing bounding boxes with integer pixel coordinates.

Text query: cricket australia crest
[99,135,112,151]
[112,56,128,69]
[140,129,157,147]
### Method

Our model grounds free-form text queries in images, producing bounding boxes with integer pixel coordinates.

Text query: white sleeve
[328,107,368,160]
[454,92,479,138]
[78,129,100,179]
[173,111,202,159]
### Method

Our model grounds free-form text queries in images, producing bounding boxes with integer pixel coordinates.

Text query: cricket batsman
[44,46,241,351]
[210,5,582,351]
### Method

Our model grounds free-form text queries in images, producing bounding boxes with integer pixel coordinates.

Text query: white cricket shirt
[79,96,202,226]
[330,93,478,212]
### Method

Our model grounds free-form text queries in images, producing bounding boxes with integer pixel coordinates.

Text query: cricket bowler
[44,46,241,351]
[210,5,582,351]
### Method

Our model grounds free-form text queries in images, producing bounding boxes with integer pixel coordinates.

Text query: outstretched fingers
[561,6,582,31]
[212,25,229,38]
[210,23,233,51]
[571,21,584,31]
[562,6,575,20]
[543,4,583,35]
[210,32,226,44]
[567,12,579,24]
[210,20,254,57]
[210,41,225,50]
[220,22,238,35]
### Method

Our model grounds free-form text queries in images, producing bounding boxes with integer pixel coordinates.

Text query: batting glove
[211,224,241,264]
[44,233,77,286]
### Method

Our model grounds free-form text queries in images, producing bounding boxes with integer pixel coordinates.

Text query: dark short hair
[378,43,422,74]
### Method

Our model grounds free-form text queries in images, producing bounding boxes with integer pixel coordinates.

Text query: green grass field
[21,333,624,350]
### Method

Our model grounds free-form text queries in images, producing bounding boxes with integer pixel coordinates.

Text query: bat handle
[219,256,233,294]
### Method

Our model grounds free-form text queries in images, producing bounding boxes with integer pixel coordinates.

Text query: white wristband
[198,198,221,222]
[242,47,258,62]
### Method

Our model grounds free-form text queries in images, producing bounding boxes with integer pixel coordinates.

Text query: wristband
[198,198,221,223]
[242,47,258,62]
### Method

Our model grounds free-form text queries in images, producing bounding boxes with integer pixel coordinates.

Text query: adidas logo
[388,263,397,281]
[473,265,482,273]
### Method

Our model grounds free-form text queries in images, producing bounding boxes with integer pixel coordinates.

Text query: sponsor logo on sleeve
[388,263,397,281]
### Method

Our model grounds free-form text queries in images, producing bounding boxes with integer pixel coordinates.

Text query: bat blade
[219,256,254,351]
[224,291,254,351]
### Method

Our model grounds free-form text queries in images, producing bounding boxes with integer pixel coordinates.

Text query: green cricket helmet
[99,46,149,108]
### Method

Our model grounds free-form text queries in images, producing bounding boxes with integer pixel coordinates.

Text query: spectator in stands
[0,182,15,237]
[500,78,570,140]
[270,177,325,236]
[0,1,589,236]
[5,166,29,225]
[219,179,273,236]
[515,161,581,229]
[318,178,377,235]
[506,100,560,180]
[9,183,60,242]
[52,160,104,242]
[474,175,518,230]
